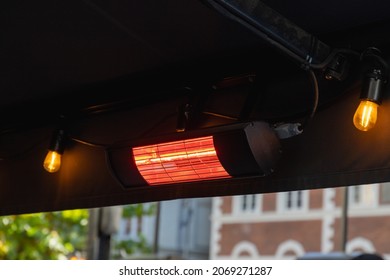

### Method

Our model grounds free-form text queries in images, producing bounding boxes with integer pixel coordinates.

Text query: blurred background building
[210,184,390,259]
[2,183,390,259]
[114,198,211,259]
[111,183,390,260]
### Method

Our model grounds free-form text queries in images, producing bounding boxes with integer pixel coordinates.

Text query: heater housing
[108,121,281,188]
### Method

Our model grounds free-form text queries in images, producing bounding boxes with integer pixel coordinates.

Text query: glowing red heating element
[132,136,231,185]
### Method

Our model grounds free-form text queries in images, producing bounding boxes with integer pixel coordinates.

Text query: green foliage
[114,235,152,256]
[122,203,157,218]
[0,210,88,260]
[113,203,157,259]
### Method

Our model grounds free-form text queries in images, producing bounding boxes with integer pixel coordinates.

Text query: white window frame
[277,190,309,213]
[348,184,379,208]
[232,194,262,215]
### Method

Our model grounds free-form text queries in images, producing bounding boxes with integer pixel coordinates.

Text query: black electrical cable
[69,137,109,149]
[361,47,390,77]
[0,135,109,162]
[300,69,319,129]
[138,112,177,138]
[202,111,238,120]
[204,0,360,70]
[274,69,319,136]
[308,69,319,120]
[310,48,360,70]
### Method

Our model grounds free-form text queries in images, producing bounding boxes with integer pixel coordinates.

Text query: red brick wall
[333,216,390,253]
[334,187,344,207]
[221,196,232,214]
[218,220,322,256]
[309,189,323,209]
[262,193,276,212]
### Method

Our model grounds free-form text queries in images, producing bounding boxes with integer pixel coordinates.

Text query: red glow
[132,136,231,185]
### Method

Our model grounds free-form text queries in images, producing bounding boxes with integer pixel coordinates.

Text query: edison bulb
[353,100,378,131]
[43,150,62,173]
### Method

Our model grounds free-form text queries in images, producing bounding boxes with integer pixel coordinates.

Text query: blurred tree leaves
[114,235,152,256]
[122,203,157,218]
[0,210,88,259]
[113,203,156,258]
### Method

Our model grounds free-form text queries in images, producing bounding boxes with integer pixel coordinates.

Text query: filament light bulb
[43,129,66,173]
[43,150,62,173]
[353,100,378,131]
[353,66,386,132]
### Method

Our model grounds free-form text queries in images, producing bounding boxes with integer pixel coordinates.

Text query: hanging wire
[204,0,361,70]
[300,69,319,129]
[0,135,108,161]
[360,47,390,77]
[202,111,238,120]
[69,137,109,149]
[273,68,319,138]
[138,112,177,138]
[0,110,184,162]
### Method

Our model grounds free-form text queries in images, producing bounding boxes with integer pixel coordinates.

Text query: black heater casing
[213,122,281,177]
[108,121,281,188]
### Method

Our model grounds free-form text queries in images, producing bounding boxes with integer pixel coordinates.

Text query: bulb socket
[48,129,66,154]
[360,69,385,104]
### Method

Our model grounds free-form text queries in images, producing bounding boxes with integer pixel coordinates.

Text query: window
[286,191,303,210]
[348,184,378,208]
[233,194,261,214]
[277,190,308,212]
[380,182,390,204]
[241,195,256,212]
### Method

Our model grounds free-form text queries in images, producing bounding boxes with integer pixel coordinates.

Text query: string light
[43,129,66,173]
[353,69,385,131]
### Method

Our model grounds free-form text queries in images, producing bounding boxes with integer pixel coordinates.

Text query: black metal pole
[153,202,161,256]
[97,208,112,260]
[340,186,349,252]
[98,233,111,260]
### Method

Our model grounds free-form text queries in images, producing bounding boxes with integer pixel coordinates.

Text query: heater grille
[132,136,231,185]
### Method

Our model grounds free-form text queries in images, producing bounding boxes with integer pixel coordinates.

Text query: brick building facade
[210,183,390,259]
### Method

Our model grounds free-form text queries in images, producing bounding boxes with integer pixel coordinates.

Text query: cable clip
[274,123,303,139]
[300,55,313,70]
